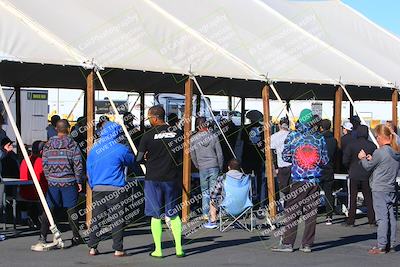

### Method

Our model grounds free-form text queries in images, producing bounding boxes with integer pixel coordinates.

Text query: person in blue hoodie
[272,109,329,253]
[87,121,134,257]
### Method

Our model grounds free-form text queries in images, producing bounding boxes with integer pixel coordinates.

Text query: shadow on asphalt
[312,233,376,252]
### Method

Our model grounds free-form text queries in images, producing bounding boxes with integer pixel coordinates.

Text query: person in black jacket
[319,119,337,225]
[341,121,354,154]
[342,125,376,226]
[350,116,361,139]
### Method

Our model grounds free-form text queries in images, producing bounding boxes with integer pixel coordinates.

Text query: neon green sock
[150,218,163,257]
[170,216,184,256]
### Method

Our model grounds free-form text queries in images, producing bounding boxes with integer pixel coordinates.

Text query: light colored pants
[199,167,219,216]
[372,191,397,249]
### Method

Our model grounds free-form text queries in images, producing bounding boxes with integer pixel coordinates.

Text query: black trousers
[320,179,334,218]
[277,167,291,195]
[283,182,320,246]
[88,191,126,251]
[40,207,80,240]
[243,162,263,208]
[347,179,375,225]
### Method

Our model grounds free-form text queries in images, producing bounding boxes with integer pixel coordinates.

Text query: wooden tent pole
[334,86,343,148]
[182,78,193,222]
[392,89,398,133]
[262,85,276,218]
[85,70,94,227]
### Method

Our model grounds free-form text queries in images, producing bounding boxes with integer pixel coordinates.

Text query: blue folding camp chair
[219,174,253,232]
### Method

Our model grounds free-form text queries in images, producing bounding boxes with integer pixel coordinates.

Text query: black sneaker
[256,208,266,219]
[386,244,396,253]
[71,236,84,246]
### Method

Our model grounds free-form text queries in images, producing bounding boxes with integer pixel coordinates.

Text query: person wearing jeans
[190,117,223,220]
[198,167,219,217]
[32,119,83,250]
[359,124,399,254]
[87,121,135,257]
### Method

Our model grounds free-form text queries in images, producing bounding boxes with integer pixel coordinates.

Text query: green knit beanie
[299,109,313,124]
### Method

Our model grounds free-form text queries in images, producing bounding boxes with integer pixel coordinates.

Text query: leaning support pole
[182,78,193,222]
[269,83,294,128]
[95,70,146,173]
[262,85,276,219]
[191,75,238,159]
[15,87,22,157]
[340,84,378,146]
[67,91,84,120]
[0,84,63,247]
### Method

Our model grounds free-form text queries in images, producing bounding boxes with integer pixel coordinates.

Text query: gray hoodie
[360,145,400,192]
[190,130,223,171]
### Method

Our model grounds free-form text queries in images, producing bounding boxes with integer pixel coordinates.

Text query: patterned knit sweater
[42,135,83,186]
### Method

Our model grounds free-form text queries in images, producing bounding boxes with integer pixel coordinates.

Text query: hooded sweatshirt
[42,135,83,186]
[343,125,377,181]
[210,169,245,200]
[282,122,329,183]
[87,122,134,189]
[190,130,223,171]
[360,144,400,192]
[320,130,337,181]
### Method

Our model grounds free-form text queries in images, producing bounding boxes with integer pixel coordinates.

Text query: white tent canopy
[151,0,391,87]
[0,0,258,80]
[0,0,397,89]
[0,2,81,66]
[263,0,400,88]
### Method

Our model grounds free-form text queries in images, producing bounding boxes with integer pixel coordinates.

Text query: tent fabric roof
[0,0,398,100]
[263,0,400,88]
[150,0,391,87]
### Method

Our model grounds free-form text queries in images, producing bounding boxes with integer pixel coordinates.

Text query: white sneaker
[31,240,47,252]
[204,221,218,229]
[325,218,333,225]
